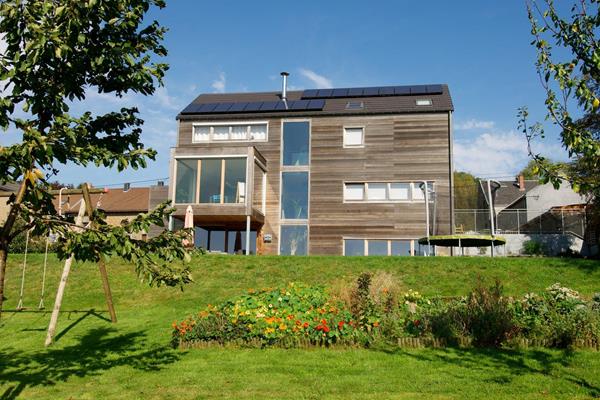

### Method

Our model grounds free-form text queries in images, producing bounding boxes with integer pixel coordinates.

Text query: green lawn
[1,254,599,399]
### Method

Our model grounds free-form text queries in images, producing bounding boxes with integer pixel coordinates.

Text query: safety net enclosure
[418,234,506,248]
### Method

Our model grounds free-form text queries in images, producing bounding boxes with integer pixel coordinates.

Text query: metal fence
[454,208,587,238]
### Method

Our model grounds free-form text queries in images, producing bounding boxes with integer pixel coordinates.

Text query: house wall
[526,182,586,221]
[0,198,10,225]
[175,112,452,255]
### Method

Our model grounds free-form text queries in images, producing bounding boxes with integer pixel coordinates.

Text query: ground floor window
[280,225,308,255]
[195,227,257,254]
[343,238,433,256]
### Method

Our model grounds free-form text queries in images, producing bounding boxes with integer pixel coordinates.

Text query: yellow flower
[279,323,287,331]
[265,327,275,334]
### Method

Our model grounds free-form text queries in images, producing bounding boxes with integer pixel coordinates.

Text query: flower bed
[172,274,600,350]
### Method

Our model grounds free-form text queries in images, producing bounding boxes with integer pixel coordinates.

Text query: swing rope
[16,229,31,311]
[38,235,50,310]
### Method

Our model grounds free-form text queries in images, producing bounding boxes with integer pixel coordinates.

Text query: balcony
[170,146,266,230]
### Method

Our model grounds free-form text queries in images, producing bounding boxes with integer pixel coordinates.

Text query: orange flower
[373,321,380,327]
[287,314,295,320]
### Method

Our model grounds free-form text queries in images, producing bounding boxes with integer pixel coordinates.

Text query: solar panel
[316,89,333,97]
[228,102,248,112]
[307,99,325,109]
[214,102,234,112]
[348,88,364,97]
[410,85,428,95]
[394,86,411,95]
[244,102,262,111]
[426,84,443,94]
[378,87,395,96]
[198,103,218,113]
[302,89,319,98]
[363,87,379,96]
[274,101,289,110]
[288,100,309,110]
[259,101,279,111]
[332,88,349,97]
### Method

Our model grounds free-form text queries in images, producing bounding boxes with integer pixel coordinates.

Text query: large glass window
[281,172,309,219]
[223,158,246,203]
[282,121,310,166]
[344,239,365,256]
[175,159,197,203]
[199,159,222,203]
[192,123,267,143]
[391,240,411,256]
[280,225,308,255]
[368,240,388,255]
[193,126,210,142]
[250,124,267,140]
[343,182,427,202]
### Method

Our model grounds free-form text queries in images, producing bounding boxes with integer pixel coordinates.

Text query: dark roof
[177,84,454,120]
[0,183,20,192]
[493,180,540,208]
[53,187,150,215]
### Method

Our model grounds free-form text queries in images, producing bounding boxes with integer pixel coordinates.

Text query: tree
[453,171,479,209]
[0,0,192,317]
[519,0,600,196]
[517,159,566,179]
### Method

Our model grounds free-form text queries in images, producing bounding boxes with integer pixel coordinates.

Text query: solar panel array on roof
[300,84,443,99]
[180,99,326,115]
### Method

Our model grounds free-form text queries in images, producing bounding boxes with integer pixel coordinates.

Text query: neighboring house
[170,75,455,256]
[0,183,20,224]
[53,184,168,239]
[478,175,587,234]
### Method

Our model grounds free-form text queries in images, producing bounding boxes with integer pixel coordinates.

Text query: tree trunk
[0,244,8,319]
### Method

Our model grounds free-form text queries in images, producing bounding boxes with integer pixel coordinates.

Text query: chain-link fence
[455,208,587,238]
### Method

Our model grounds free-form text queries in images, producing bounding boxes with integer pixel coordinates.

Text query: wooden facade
[171,111,453,255]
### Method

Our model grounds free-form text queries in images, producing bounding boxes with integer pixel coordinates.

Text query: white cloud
[298,68,333,89]
[454,130,566,178]
[454,119,495,131]
[211,72,226,93]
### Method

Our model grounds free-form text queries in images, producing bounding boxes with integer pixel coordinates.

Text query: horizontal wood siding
[310,113,451,255]
[176,112,451,255]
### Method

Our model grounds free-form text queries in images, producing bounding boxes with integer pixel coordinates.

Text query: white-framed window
[367,183,387,200]
[343,127,364,147]
[343,182,429,202]
[416,99,432,106]
[344,183,365,201]
[192,122,268,143]
[343,238,419,256]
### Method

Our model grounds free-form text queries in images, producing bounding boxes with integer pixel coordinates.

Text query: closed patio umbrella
[183,205,194,247]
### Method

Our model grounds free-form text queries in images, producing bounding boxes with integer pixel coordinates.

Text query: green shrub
[463,279,517,347]
[522,240,546,256]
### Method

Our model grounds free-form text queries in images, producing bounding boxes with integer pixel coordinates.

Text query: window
[343,127,364,147]
[280,225,308,255]
[391,240,411,256]
[413,183,426,200]
[191,122,268,143]
[199,159,222,203]
[344,182,428,202]
[344,239,417,256]
[389,183,410,200]
[344,239,364,256]
[344,183,364,201]
[282,121,310,166]
[175,159,197,203]
[345,101,364,110]
[193,126,209,142]
[223,158,247,203]
[213,126,229,141]
[367,183,387,201]
[416,99,432,106]
[281,172,309,219]
[368,240,388,256]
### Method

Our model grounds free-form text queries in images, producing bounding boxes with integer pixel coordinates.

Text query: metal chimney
[280,71,289,102]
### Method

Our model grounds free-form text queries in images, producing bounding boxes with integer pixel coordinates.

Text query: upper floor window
[192,122,268,143]
[343,182,427,202]
[343,127,364,148]
[282,121,310,166]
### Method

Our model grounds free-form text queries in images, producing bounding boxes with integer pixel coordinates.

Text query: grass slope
[0,254,599,399]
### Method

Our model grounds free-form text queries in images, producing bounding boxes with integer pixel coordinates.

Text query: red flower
[323,326,330,333]
[303,322,309,329]
[413,320,421,327]
[338,321,345,330]
[316,325,323,331]
[321,319,327,325]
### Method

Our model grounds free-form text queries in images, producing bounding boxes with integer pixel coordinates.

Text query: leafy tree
[453,171,479,209]
[517,159,567,179]
[519,0,599,195]
[0,0,192,317]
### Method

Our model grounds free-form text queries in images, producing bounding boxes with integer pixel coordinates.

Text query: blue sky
[2,0,570,187]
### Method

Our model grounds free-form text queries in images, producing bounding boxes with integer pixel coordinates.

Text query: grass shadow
[0,327,180,400]
[375,345,600,397]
